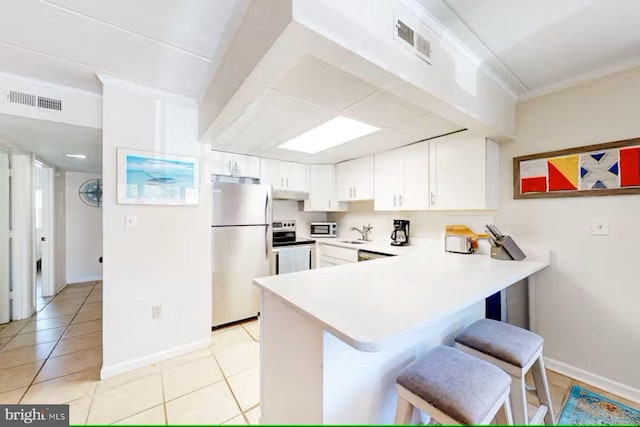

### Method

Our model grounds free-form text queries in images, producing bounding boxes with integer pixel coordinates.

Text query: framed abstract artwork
[117,148,200,206]
[514,137,640,199]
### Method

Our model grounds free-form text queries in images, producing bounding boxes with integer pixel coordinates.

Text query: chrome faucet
[350,224,373,241]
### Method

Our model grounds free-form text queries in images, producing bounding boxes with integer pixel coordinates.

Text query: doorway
[34,162,55,301]
[0,149,10,324]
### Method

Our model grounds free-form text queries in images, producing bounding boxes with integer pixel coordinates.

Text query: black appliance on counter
[390,219,410,246]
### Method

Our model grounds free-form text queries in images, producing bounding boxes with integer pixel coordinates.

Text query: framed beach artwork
[514,137,640,199]
[117,148,200,206]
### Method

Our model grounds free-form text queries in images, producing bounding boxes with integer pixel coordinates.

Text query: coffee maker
[390,219,410,246]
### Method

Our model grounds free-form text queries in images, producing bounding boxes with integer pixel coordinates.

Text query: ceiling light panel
[278,116,380,153]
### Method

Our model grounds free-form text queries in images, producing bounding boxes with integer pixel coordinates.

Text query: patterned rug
[558,385,640,425]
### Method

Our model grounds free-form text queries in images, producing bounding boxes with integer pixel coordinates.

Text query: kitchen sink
[341,240,366,244]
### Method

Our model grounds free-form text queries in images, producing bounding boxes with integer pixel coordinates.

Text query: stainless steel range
[271,220,315,275]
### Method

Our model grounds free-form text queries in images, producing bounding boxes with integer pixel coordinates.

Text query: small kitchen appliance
[310,221,338,238]
[390,219,410,246]
[444,225,488,254]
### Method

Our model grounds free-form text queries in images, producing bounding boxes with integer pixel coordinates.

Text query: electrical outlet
[152,305,162,319]
[591,218,609,236]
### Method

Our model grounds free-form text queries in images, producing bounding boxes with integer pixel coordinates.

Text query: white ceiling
[211,54,464,163]
[0,114,102,173]
[0,0,250,97]
[436,0,640,97]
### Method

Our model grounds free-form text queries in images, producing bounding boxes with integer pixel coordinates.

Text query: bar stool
[394,346,513,425]
[455,319,554,425]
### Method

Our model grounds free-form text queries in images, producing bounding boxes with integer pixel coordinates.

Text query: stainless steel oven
[271,220,316,275]
[310,221,338,238]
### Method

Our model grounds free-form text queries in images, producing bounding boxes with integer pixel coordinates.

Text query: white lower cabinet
[318,244,358,267]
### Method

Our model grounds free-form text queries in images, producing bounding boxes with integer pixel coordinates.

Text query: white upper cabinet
[374,142,429,211]
[209,150,261,179]
[260,158,309,193]
[304,165,347,212]
[428,133,499,210]
[335,156,374,201]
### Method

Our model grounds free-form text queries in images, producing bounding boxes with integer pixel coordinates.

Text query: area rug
[558,384,640,425]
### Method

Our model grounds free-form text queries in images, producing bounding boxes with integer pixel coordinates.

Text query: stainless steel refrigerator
[212,180,272,327]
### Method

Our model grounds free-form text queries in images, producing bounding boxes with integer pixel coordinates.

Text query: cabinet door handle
[349,188,352,198]
[399,194,402,206]
[281,177,283,187]
[328,199,331,209]
[353,187,357,198]
[393,195,397,207]
[430,192,436,207]
[286,177,288,188]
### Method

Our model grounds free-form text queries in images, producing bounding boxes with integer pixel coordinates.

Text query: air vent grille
[38,96,62,111]
[8,91,37,107]
[6,91,62,111]
[415,34,431,60]
[396,20,414,46]
[395,16,432,65]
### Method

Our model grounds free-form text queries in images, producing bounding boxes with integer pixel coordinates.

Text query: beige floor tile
[0,320,29,338]
[223,414,247,425]
[0,361,43,394]
[63,320,102,339]
[0,387,27,404]
[243,321,260,342]
[35,347,102,383]
[245,405,261,425]
[166,381,240,425]
[113,405,166,425]
[1,327,66,352]
[211,327,255,352]
[84,296,102,304]
[21,367,99,404]
[36,306,80,320]
[160,348,212,371]
[67,395,92,425]
[162,356,224,401]
[214,342,260,378]
[51,293,88,303]
[96,363,160,392]
[51,332,102,358]
[0,342,56,370]
[228,367,260,410]
[64,282,95,290]
[71,311,102,324]
[20,315,75,334]
[78,302,102,313]
[87,374,163,425]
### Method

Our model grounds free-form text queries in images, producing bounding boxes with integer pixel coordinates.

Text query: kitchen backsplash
[273,200,327,238]
[328,201,495,244]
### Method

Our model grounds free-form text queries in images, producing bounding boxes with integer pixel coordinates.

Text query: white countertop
[254,239,550,352]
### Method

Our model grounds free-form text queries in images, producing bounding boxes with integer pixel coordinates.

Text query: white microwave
[310,222,338,238]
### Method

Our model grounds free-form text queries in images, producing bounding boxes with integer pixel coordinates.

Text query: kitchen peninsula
[253,240,550,424]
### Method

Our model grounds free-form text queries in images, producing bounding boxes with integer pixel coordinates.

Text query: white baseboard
[67,276,102,285]
[100,338,210,379]
[545,356,640,404]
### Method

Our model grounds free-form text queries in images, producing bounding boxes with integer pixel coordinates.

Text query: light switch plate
[591,218,609,236]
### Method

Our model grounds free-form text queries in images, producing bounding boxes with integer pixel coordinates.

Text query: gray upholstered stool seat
[455,318,543,367]
[455,319,554,425]
[395,346,512,425]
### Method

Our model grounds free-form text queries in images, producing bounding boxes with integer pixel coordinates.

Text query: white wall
[54,168,66,290]
[100,75,211,378]
[273,200,326,238]
[329,201,493,244]
[497,66,640,400]
[65,171,102,284]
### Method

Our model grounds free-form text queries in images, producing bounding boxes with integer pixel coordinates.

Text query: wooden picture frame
[513,137,640,199]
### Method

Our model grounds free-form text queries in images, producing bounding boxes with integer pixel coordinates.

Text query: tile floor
[1,281,637,425]
[0,282,261,425]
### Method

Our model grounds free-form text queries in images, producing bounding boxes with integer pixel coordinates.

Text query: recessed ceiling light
[64,154,87,159]
[278,116,380,153]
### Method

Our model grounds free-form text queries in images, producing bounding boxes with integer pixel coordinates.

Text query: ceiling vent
[395,18,432,65]
[7,91,62,111]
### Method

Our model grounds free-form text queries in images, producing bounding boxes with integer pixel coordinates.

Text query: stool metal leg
[394,396,413,424]
[531,355,555,425]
